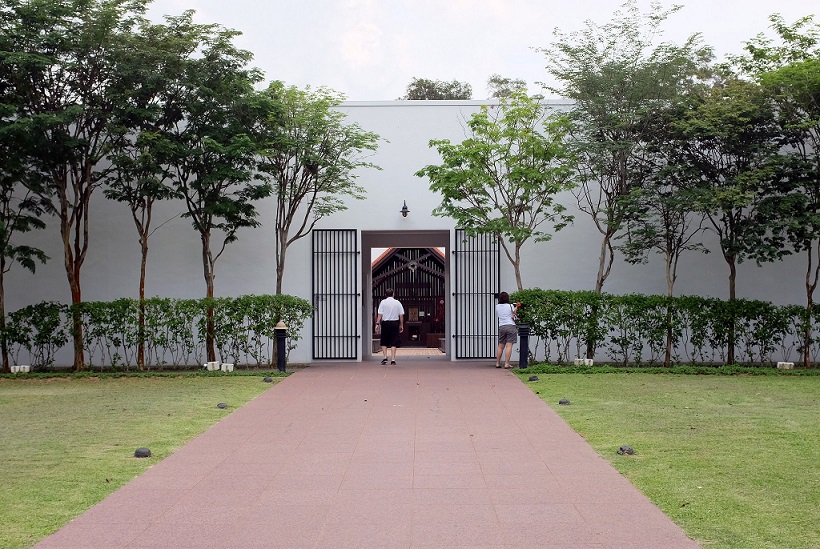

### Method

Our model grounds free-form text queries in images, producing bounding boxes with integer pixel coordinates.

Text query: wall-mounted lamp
[400,200,410,217]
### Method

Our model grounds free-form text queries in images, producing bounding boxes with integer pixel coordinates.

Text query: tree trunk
[594,232,614,294]
[64,231,86,371]
[804,243,819,368]
[275,236,287,295]
[201,231,216,362]
[727,255,737,366]
[666,253,675,300]
[206,281,215,363]
[664,249,676,368]
[138,235,148,370]
[514,244,523,292]
[59,175,89,371]
[0,261,8,373]
[586,232,614,359]
[664,322,673,368]
[70,276,84,371]
[498,239,523,292]
[804,296,813,369]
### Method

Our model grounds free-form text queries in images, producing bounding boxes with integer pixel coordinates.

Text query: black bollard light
[275,321,288,372]
[518,323,530,369]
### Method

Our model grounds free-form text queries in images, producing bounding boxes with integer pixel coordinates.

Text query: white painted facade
[7,100,804,365]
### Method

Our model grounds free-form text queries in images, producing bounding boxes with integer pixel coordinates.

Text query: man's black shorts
[379,320,401,347]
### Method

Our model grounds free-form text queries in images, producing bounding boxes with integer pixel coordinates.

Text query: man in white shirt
[374,288,404,365]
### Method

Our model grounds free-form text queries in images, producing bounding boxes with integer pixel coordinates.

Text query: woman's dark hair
[498,291,510,304]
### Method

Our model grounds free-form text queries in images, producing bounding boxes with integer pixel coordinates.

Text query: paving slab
[34,360,701,548]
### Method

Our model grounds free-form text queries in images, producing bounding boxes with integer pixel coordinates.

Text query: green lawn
[2,372,818,549]
[519,373,820,549]
[0,374,277,549]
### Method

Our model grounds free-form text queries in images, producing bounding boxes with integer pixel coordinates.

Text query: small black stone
[263,377,273,383]
[527,375,539,382]
[559,398,570,405]
[134,447,151,458]
[217,402,228,409]
[617,445,635,455]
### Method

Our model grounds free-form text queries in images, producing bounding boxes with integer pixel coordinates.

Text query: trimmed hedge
[4,294,313,370]
[8,289,817,369]
[512,289,818,367]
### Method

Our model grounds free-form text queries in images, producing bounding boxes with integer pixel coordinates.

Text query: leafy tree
[0,13,51,372]
[618,176,708,366]
[538,0,712,294]
[671,77,783,300]
[487,74,526,99]
[416,90,576,290]
[0,113,50,372]
[663,75,784,365]
[733,14,819,74]
[254,81,380,294]
[618,97,711,300]
[399,77,472,100]
[161,23,271,362]
[0,0,149,370]
[619,187,708,298]
[733,14,820,366]
[103,14,204,369]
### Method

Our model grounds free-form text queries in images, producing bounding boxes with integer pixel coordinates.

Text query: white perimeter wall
[7,100,805,365]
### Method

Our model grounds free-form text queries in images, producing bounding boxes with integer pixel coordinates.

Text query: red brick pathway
[35,360,701,548]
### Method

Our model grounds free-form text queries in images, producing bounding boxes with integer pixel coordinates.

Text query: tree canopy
[538,0,713,294]
[0,0,151,370]
[158,20,270,362]
[399,77,472,100]
[0,107,50,372]
[255,81,381,294]
[732,14,820,366]
[416,91,575,290]
[487,74,527,99]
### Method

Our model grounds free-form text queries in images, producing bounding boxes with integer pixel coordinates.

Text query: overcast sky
[145,0,817,101]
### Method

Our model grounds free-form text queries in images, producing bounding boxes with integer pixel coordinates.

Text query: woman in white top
[495,291,519,369]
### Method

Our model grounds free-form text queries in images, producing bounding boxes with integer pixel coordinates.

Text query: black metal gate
[312,229,359,359]
[453,229,500,359]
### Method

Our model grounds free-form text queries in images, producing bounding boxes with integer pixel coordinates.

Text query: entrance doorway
[362,231,450,360]
[372,247,446,350]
